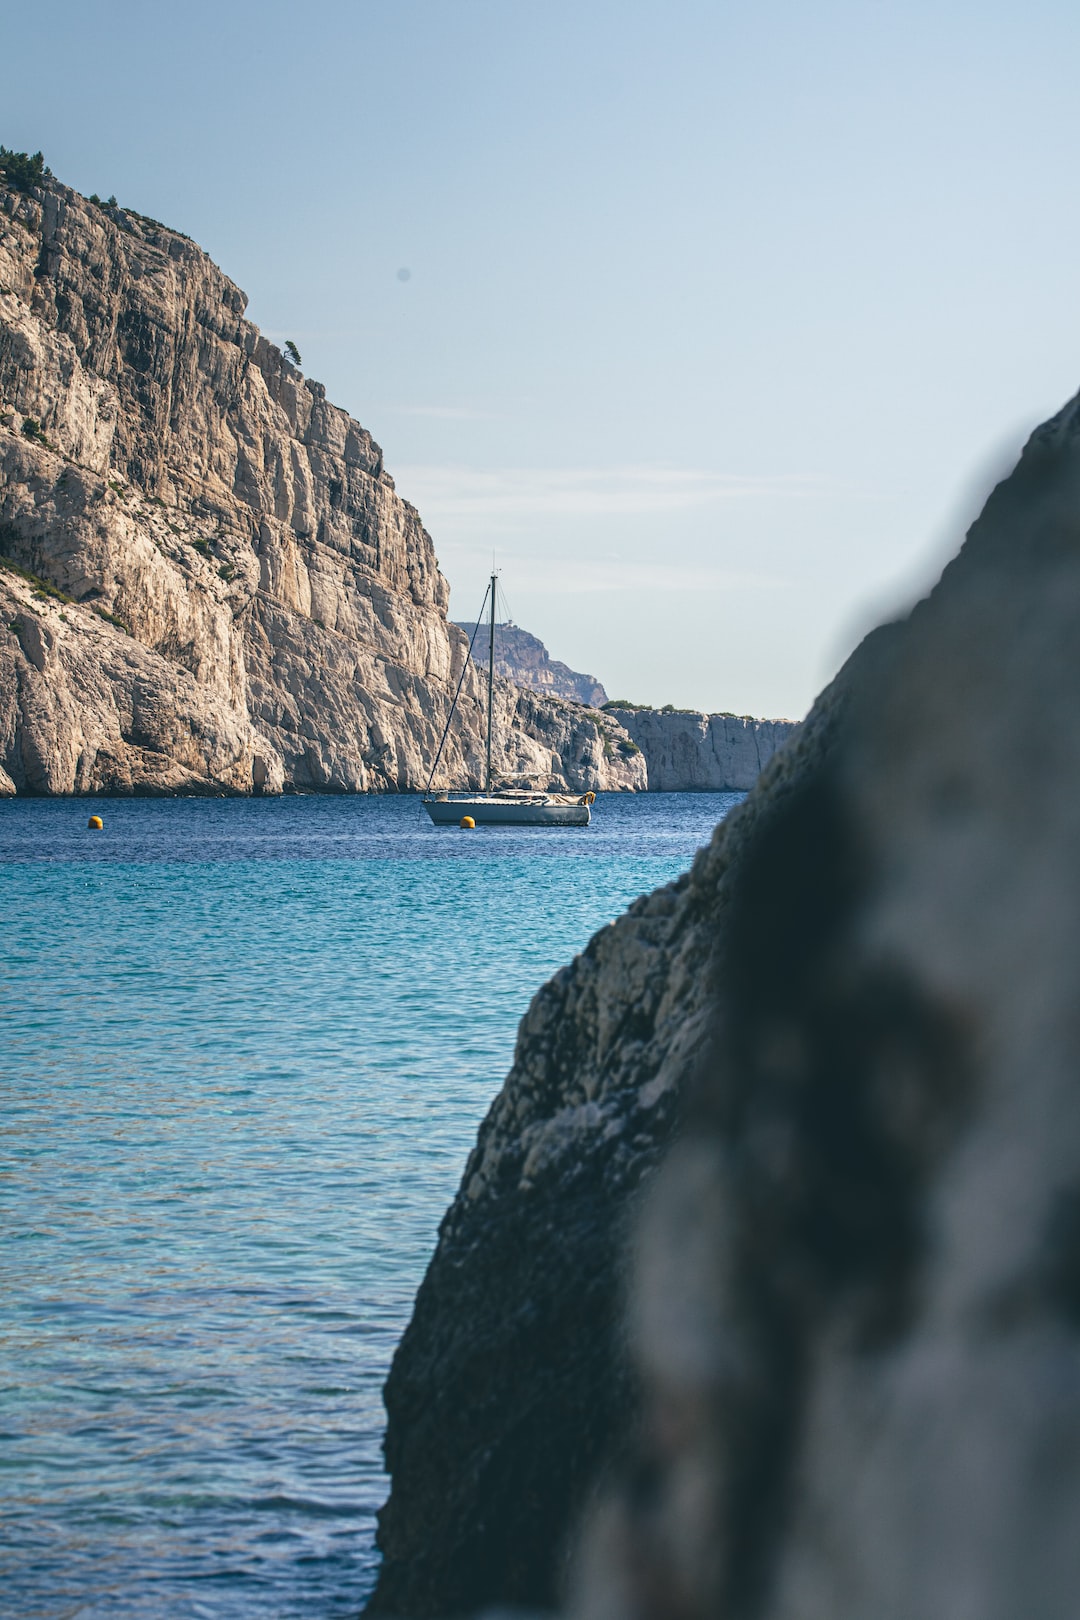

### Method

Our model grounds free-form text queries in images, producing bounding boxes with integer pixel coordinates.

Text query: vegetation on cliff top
[0,145,192,240]
[602,701,701,715]
[603,700,745,718]
[0,147,50,194]
[0,551,74,606]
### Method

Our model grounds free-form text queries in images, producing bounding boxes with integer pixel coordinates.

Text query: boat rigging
[423,572,596,827]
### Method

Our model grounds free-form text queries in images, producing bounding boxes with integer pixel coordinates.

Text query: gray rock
[572,395,1080,1620]
[367,680,826,1615]
[374,390,1080,1620]
[0,176,644,795]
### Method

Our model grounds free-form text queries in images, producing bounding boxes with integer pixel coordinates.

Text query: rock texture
[606,706,798,791]
[371,390,1080,1620]
[368,660,836,1617]
[456,619,608,708]
[0,170,643,794]
[572,394,1080,1620]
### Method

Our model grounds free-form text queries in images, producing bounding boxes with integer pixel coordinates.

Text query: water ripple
[0,793,738,1616]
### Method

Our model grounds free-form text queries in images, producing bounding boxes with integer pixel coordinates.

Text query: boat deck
[424,794,591,826]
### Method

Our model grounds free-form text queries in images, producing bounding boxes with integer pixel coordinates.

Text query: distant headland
[454,618,609,708]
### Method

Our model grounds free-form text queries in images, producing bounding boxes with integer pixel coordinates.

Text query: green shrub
[0,553,73,604]
[126,208,164,230]
[22,417,48,446]
[218,562,235,581]
[617,739,642,757]
[601,699,652,711]
[92,604,129,633]
[191,537,210,556]
[120,206,191,241]
[0,147,50,194]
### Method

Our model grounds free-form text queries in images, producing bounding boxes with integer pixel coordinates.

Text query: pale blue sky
[7,0,1080,715]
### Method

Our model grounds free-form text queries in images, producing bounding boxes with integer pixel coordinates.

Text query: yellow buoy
[87,814,103,830]
[459,815,476,829]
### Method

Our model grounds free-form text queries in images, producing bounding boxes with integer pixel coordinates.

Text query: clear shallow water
[0,792,740,1619]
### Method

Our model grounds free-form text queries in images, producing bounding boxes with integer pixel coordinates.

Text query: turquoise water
[0,793,739,1619]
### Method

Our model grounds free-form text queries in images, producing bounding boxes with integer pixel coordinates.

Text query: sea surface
[0,792,741,1620]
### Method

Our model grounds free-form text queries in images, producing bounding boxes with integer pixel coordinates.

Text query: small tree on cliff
[0,148,51,194]
[284,340,302,366]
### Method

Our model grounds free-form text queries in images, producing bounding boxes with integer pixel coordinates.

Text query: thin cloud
[261,328,364,342]
[436,545,791,595]
[387,405,492,421]
[395,463,830,522]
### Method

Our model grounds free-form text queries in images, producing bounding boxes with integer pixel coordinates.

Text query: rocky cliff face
[606,706,798,791]
[0,171,642,794]
[456,620,609,708]
[371,391,1080,1620]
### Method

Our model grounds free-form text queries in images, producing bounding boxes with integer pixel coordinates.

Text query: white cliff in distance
[605,705,798,791]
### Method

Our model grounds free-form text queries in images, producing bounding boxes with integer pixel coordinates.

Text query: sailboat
[423,572,595,827]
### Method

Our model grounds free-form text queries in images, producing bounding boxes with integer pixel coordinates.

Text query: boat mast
[486,570,497,792]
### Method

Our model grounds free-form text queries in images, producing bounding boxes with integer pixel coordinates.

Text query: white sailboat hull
[424,795,591,826]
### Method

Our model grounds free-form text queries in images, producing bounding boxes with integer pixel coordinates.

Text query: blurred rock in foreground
[371,389,1080,1620]
[574,395,1080,1619]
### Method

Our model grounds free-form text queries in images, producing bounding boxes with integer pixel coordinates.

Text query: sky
[6,0,1080,718]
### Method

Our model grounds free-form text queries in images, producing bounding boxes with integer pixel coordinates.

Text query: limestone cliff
[605,705,798,791]
[371,389,1080,1620]
[0,168,643,794]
